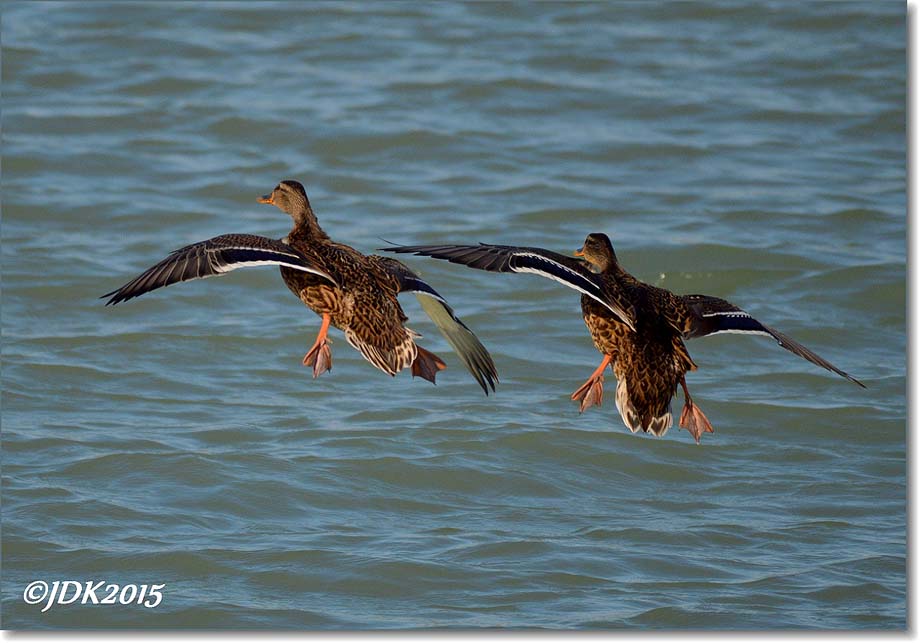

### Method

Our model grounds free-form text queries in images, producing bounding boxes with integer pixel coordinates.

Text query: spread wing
[681,294,865,388]
[102,233,337,305]
[371,256,498,395]
[382,243,636,332]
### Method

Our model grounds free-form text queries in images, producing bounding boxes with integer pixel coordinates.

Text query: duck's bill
[257,194,273,204]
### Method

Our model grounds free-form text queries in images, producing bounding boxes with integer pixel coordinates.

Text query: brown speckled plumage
[582,294,695,437]
[102,180,498,394]
[576,248,707,439]
[278,228,419,377]
[387,232,864,443]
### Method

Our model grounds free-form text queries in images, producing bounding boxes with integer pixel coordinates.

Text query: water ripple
[2,0,904,630]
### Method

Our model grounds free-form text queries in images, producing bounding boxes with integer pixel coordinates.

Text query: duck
[103,180,498,394]
[384,233,864,442]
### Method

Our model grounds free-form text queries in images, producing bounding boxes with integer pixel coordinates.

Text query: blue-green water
[2,1,905,629]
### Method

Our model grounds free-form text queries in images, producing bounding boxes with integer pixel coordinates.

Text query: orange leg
[571,354,612,413]
[678,376,714,444]
[302,313,333,378]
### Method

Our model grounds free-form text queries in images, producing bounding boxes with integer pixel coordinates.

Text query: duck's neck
[289,206,330,242]
[601,259,630,281]
[599,246,630,276]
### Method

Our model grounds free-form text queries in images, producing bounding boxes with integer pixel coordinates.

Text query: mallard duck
[103,180,498,394]
[385,233,864,442]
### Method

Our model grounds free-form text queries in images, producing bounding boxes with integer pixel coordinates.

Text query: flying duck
[385,233,863,442]
[103,180,498,394]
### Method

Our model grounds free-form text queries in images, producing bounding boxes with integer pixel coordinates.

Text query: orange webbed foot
[302,339,333,378]
[572,355,612,413]
[412,346,447,385]
[571,374,604,413]
[678,376,714,444]
[679,400,714,444]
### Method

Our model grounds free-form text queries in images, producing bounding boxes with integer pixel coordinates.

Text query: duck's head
[258,180,312,220]
[574,233,617,273]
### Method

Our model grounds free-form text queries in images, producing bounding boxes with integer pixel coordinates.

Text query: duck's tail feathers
[614,379,673,437]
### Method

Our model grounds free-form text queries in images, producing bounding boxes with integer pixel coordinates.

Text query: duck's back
[580,280,697,435]
[281,238,417,374]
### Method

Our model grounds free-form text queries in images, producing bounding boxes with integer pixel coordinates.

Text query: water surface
[1,1,905,629]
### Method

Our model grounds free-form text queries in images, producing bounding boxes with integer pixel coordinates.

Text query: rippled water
[2,1,905,630]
